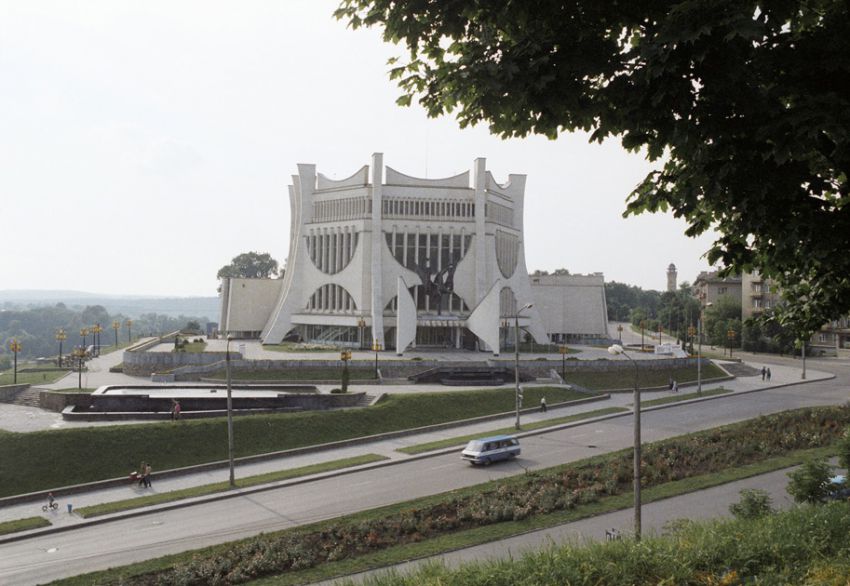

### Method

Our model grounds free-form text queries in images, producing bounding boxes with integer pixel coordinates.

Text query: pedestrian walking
[171,399,181,421]
[143,462,152,488]
[766,368,772,381]
[668,376,674,390]
[540,396,547,412]
[672,380,679,393]
[761,366,766,381]
[138,461,146,487]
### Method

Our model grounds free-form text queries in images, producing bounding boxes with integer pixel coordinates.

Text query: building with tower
[666,263,677,292]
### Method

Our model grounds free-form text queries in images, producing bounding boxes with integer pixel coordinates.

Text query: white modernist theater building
[219,154,609,353]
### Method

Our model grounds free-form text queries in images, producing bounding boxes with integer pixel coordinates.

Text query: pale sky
[0,0,716,297]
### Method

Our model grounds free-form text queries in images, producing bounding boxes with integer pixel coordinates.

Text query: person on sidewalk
[540,396,547,412]
[767,368,772,381]
[761,366,766,381]
[672,380,679,393]
[171,399,181,421]
[143,462,152,488]
[138,461,146,487]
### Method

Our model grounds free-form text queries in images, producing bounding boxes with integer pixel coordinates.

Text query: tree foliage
[729,488,774,520]
[336,0,850,328]
[787,459,833,504]
[217,252,280,280]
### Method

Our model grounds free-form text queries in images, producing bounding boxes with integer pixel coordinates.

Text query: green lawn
[0,386,590,497]
[564,363,727,391]
[76,454,388,518]
[0,516,50,537]
[262,342,339,353]
[0,368,68,386]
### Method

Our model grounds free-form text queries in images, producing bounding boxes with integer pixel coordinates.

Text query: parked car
[461,435,520,465]
[827,475,850,501]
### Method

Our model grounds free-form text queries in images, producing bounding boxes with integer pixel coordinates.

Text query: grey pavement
[0,354,831,537]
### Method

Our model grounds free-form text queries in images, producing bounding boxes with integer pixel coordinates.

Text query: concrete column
[370,153,385,346]
[473,157,488,304]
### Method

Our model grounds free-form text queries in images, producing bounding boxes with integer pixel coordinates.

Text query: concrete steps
[8,387,41,408]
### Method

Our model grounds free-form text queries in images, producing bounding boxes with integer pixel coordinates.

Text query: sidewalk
[0,359,832,539]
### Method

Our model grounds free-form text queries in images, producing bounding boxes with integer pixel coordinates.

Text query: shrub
[837,426,850,471]
[730,489,774,520]
[330,388,344,394]
[787,459,833,504]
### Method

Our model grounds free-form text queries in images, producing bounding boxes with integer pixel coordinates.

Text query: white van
[461,435,521,465]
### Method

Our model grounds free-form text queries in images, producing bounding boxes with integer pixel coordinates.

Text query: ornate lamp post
[72,346,86,389]
[559,344,568,381]
[340,349,352,392]
[617,324,623,342]
[727,328,736,358]
[514,303,534,430]
[80,327,89,351]
[125,319,133,344]
[357,318,366,350]
[372,339,382,379]
[91,323,103,356]
[608,343,641,540]
[112,320,120,347]
[55,329,67,368]
[687,325,696,355]
[9,339,22,384]
[225,336,235,487]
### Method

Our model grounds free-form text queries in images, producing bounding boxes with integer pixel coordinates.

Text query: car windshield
[465,441,485,451]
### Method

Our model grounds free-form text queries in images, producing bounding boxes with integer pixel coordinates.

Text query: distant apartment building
[693,271,742,308]
[741,270,781,320]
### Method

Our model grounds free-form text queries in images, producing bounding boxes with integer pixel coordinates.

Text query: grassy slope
[0,386,587,497]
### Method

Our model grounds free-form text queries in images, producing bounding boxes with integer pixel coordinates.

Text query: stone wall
[38,391,93,412]
[0,384,30,402]
[122,349,243,376]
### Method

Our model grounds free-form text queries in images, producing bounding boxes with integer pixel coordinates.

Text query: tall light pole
[112,320,120,347]
[372,340,382,379]
[698,302,712,396]
[800,339,807,380]
[515,303,533,430]
[357,318,366,350]
[92,323,103,356]
[55,329,66,368]
[225,336,235,487]
[727,328,735,359]
[73,346,86,389]
[125,319,133,344]
[80,327,89,351]
[608,343,641,540]
[617,324,623,342]
[9,339,22,384]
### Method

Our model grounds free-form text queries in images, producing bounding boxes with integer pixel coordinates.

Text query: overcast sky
[1,1,717,297]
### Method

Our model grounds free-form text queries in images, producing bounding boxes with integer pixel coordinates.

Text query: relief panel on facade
[495,230,519,279]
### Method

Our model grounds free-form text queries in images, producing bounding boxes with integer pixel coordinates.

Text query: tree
[838,427,850,472]
[729,488,774,520]
[336,1,850,329]
[787,459,833,504]
[217,252,280,280]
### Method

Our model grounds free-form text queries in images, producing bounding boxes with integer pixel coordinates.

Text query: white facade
[256,153,549,354]
[529,273,609,343]
[219,154,611,353]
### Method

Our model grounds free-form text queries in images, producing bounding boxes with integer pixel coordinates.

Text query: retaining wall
[0,384,30,402]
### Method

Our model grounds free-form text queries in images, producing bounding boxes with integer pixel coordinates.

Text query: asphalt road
[2,357,848,585]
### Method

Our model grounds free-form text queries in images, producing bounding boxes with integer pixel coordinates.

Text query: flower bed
[130,406,850,585]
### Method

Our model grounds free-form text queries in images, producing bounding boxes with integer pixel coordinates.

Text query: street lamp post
[801,339,807,380]
[9,339,21,384]
[559,344,568,381]
[617,324,623,342]
[72,346,86,389]
[640,320,646,351]
[608,343,641,540]
[112,320,120,347]
[340,349,351,392]
[55,329,66,368]
[357,318,366,350]
[225,336,235,487]
[80,327,89,351]
[514,303,534,430]
[372,340,382,379]
[727,328,735,359]
[92,324,103,356]
[125,319,133,344]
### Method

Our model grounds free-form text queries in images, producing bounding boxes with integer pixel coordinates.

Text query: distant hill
[0,290,219,321]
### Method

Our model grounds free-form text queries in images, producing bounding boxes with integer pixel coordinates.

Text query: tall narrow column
[370,153,386,346]
[473,158,488,305]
